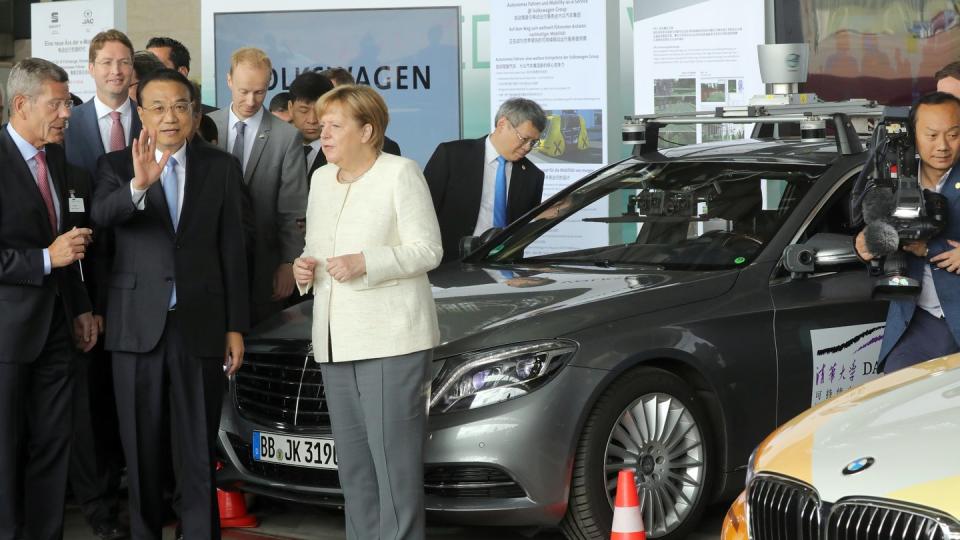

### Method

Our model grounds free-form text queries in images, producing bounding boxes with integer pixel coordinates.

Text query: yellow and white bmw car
[722,354,960,540]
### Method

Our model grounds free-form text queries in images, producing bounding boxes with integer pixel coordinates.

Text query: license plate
[252,431,338,469]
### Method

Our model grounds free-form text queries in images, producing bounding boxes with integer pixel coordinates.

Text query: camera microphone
[863,221,900,257]
[862,187,895,224]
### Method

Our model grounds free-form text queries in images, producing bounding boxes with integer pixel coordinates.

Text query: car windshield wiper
[515,257,664,270]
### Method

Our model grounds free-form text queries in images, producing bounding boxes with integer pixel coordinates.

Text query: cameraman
[856,92,960,373]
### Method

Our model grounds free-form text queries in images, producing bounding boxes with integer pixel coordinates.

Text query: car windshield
[477,158,827,270]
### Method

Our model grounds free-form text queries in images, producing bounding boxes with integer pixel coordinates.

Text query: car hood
[249,263,738,353]
[753,354,960,515]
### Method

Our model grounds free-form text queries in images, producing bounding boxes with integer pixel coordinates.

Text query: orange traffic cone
[217,488,258,528]
[611,469,646,540]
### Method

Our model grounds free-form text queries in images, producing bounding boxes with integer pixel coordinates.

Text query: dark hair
[136,68,196,106]
[133,50,165,81]
[269,91,291,112]
[288,71,334,104]
[146,37,191,72]
[197,114,219,144]
[908,91,960,137]
[935,61,960,82]
[319,67,354,86]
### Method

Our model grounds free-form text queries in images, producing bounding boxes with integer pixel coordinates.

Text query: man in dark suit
[318,67,402,156]
[65,29,142,178]
[209,47,307,324]
[424,97,547,262]
[63,28,141,540]
[287,70,333,182]
[0,57,97,540]
[91,68,249,539]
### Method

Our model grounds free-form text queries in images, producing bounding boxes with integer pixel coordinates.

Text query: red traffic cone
[611,469,646,540]
[218,488,258,528]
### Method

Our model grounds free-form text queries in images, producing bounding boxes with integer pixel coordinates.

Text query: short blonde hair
[229,47,272,74]
[316,85,389,151]
[88,29,134,64]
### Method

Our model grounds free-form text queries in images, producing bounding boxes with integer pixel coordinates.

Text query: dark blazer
[0,126,91,363]
[91,142,250,357]
[307,136,399,183]
[65,97,142,176]
[383,135,401,157]
[423,136,544,262]
[879,166,960,367]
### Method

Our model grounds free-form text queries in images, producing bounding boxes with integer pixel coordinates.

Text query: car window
[481,160,827,270]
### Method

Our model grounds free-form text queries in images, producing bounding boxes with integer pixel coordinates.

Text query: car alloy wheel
[603,392,705,537]
[560,367,713,540]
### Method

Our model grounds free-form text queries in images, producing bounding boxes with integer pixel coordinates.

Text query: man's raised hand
[131,127,171,191]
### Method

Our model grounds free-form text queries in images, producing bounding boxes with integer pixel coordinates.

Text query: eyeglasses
[39,99,73,112]
[144,102,192,116]
[509,122,539,149]
[94,59,133,69]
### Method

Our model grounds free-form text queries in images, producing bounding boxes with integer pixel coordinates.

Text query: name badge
[68,197,85,213]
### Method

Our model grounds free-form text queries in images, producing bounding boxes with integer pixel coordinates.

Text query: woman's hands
[326,253,366,282]
[293,256,318,287]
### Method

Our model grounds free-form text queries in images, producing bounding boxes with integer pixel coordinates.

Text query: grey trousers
[320,349,432,540]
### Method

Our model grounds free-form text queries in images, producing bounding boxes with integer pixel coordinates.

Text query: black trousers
[113,311,225,540]
[69,346,123,528]
[0,303,74,540]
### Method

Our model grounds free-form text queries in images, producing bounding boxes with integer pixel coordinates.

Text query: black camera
[626,190,696,217]
[851,110,949,299]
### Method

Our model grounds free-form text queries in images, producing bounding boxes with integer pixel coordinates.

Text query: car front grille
[424,465,527,498]
[825,500,956,540]
[748,474,822,540]
[234,351,331,432]
[748,475,960,540]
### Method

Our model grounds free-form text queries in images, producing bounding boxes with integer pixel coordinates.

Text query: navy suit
[878,166,960,370]
[0,125,92,540]
[65,98,142,176]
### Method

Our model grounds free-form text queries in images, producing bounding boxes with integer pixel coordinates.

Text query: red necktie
[34,150,58,234]
[109,111,125,152]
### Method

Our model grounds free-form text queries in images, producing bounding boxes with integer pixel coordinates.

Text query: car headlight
[429,340,577,414]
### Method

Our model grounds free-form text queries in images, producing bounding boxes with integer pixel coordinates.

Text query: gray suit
[209,106,307,323]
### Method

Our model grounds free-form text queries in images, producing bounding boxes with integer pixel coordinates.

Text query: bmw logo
[842,457,875,475]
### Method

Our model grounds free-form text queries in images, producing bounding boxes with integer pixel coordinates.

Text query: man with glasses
[92,68,249,539]
[424,97,547,262]
[62,28,140,540]
[0,57,97,540]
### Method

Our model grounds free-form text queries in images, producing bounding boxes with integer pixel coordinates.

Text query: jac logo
[786,53,801,70]
[81,9,94,25]
[50,12,59,24]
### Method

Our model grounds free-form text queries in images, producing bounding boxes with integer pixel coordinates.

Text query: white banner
[490,0,609,255]
[633,0,764,144]
[810,323,885,406]
[31,0,126,102]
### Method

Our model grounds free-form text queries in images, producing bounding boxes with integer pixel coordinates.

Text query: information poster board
[213,7,461,168]
[490,0,609,255]
[633,0,764,145]
[31,0,126,101]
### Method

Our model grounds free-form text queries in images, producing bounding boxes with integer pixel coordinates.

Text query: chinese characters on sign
[810,323,885,405]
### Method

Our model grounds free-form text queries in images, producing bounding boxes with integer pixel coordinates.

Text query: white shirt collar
[484,134,505,165]
[93,95,131,120]
[155,143,188,168]
[228,105,265,135]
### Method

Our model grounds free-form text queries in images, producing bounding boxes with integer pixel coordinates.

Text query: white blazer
[298,152,443,363]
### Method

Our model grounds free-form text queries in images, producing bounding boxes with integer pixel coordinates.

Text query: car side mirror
[782,233,859,277]
[459,227,503,259]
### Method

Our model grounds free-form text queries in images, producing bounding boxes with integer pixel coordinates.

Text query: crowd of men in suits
[0,27,547,540]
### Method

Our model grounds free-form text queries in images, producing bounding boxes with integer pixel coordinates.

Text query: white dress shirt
[93,96,132,153]
[130,144,188,214]
[473,135,513,236]
[227,105,264,172]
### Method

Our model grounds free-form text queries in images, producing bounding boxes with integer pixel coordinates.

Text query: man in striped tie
[0,57,97,540]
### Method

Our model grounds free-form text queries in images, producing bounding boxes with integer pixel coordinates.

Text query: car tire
[560,367,714,540]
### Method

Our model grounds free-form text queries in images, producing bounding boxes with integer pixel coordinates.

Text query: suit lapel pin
[955,182,959,189]
[521,164,526,170]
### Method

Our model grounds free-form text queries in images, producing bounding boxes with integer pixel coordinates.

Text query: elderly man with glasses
[424,97,547,263]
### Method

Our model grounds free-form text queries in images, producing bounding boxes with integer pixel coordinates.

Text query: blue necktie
[162,157,179,308]
[494,156,507,228]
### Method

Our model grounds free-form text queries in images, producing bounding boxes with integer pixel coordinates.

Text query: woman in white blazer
[292,84,441,540]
